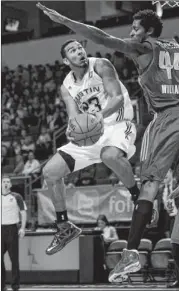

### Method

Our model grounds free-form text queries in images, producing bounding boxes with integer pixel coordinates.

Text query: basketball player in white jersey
[43,39,139,255]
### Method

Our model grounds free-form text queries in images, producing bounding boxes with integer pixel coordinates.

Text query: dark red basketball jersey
[138,38,179,112]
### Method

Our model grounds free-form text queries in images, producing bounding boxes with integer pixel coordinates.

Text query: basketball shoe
[46,221,82,255]
[108,249,141,282]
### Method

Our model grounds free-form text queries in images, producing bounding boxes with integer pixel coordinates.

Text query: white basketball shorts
[58,120,136,172]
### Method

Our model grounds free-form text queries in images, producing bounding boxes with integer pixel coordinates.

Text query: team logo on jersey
[74,86,100,105]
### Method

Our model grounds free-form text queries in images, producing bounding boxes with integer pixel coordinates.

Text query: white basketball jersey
[63,57,134,126]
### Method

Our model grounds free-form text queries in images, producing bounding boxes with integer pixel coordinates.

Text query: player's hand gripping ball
[67,113,104,146]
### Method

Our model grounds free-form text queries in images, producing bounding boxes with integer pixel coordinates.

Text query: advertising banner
[37,185,134,225]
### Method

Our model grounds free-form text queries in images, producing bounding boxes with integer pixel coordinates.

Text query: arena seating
[138,238,153,268]
[150,238,175,282]
[105,240,127,270]
[138,239,153,282]
[104,238,176,283]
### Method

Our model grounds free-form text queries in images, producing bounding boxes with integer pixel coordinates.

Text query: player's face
[64,41,88,68]
[2,178,12,193]
[130,20,147,42]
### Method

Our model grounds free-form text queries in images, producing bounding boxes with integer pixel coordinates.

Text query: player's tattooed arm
[36,2,152,56]
[95,58,124,118]
[61,85,80,119]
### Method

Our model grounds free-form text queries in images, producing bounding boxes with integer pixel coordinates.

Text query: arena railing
[53,124,67,154]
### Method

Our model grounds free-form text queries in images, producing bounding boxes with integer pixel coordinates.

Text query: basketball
[68,113,103,146]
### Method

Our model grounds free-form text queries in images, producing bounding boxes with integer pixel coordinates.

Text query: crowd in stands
[2,50,140,182]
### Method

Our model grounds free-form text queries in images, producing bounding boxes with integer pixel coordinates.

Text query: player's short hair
[133,9,163,37]
[61,39,77,59]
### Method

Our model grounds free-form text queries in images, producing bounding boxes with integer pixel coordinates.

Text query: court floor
[6,284,179,291]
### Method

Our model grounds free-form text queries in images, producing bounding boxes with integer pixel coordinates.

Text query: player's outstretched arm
[36,2,151,56]
[61,85,80,119]
[95,58,124,118]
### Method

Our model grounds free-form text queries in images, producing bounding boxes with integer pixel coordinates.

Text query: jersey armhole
[135,40,154,76]
[140,40,153,51]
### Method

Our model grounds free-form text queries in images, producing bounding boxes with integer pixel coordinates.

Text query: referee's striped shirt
[2,192,26,225]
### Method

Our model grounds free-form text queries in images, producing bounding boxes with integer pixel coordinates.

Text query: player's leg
[43,149,82,255]
[7,225,20,290]
[101,146,139,202]
[1,226,7,291]
[43,151,72,222]
[109,108,179,282]
[168,243,179,288]
[43,143,97,255]
[100,121,139,203]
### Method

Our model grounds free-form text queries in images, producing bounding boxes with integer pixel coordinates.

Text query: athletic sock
[56,210,68,224]
[127,200,153,250]
[128,183,140,203]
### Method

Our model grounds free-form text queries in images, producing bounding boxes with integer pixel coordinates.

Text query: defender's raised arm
[36,2,152,56]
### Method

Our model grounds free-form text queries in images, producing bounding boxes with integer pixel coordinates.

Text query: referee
[1,175,27,291]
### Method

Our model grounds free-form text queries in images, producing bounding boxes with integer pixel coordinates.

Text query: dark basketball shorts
[171,211,179,244]
[141,107,179,183]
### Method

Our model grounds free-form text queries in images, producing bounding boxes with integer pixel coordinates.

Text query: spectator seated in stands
[2,145,8,167]
[10,116,25,136]
[48,106,64,133]
[2,112,11,136]
[108,172,119,185]
[38,103,47,124]
[23,105,39,128]
[12,141,21,156]
[13,154,24,175]
[21,136,35,161]
[36,125,51,144]
[96,215,119,251]
[35,125,52,160]
[20,129,28,147]
[76,166,96,186]
[22,151,40,177]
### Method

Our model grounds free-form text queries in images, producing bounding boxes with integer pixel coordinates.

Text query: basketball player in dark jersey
[37,3,179,282]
